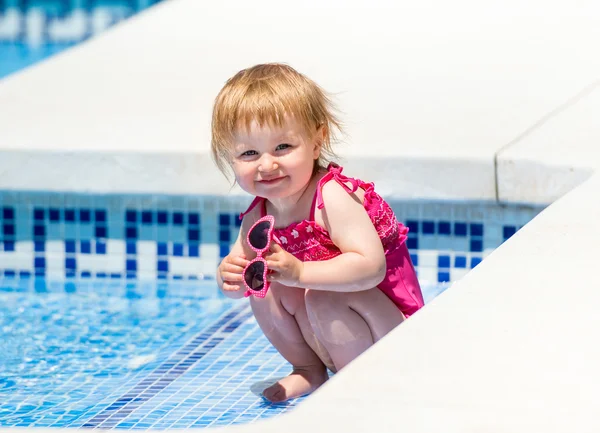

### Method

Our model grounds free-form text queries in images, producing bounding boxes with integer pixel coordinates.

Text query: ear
[313,124,326,159]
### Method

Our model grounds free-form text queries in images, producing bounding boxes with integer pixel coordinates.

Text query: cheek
[231,163,254,183]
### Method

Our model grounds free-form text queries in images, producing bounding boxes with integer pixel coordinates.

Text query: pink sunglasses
[242,215,277,298]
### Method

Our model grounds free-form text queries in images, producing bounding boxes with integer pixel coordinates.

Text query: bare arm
[267,181,386,292]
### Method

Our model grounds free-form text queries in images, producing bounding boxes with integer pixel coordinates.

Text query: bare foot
[262,365,328,403]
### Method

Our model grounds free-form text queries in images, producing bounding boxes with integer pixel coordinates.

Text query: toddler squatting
[213,63,424,403]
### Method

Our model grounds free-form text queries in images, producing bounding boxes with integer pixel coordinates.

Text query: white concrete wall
[1,0,599,201]
[1,0,600,432]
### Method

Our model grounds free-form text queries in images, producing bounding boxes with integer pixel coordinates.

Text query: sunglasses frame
[242,215,275,298]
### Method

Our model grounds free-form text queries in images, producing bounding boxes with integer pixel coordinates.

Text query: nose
[257,154,278,172]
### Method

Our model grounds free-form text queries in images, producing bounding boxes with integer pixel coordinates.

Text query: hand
[265,242,304,287]
[218,254,249,292]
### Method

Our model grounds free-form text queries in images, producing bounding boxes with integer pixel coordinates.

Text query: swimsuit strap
[311,162,360,219]
[239,196,266,220]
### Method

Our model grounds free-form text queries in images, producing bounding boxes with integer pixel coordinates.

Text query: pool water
[0,278,449,429]
[0,278,447,428]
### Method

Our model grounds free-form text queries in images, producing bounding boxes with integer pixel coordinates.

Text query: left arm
[267,181,386,292]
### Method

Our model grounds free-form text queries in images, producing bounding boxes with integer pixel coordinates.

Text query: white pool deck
[1,0,600,431]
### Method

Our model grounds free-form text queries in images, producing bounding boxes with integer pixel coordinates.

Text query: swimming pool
[0,190,544,428]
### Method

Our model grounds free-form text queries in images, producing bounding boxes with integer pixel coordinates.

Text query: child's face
[230,116,321,200]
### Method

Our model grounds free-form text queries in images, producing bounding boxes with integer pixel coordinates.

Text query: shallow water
[0,278,449,428]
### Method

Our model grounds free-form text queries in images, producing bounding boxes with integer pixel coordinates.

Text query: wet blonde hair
[211,63,343,179]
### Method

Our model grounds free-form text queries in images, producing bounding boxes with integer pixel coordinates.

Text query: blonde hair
[211,63,343,179]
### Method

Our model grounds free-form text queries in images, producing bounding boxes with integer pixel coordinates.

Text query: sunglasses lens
[248,220,271,250]
[244,261,265,291]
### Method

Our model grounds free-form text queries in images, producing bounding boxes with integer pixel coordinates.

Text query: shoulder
[320,176,366,208]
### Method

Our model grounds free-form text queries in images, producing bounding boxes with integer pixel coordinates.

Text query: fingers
[219,254,249,288]
[227,255,249,268]
[220,262,246,280]
[222,281,244,292]
[265,258,280,272]
[269,241,283,253]
[220,271,244,282]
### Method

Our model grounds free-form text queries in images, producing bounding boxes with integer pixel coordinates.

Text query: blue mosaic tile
[438,221,451,235]
[438,271,450,282]
[503,225,517,240]
[454,256,467,268]
[3,207,15,219]
[437,255,451,268]
[407,237,419,250]
[422,221,435,234]
[454,222,467,236]
[470,239,483,252]
[470,223,484,237]
[0,192,544,289]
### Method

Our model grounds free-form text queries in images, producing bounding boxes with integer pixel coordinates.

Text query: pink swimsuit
[240,163,424,318]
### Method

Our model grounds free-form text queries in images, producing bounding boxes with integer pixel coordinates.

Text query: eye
[240,150,258,157]
[276,143,292,151]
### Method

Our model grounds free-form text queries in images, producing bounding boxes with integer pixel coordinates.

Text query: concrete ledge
[2,0,600,201]
[497,80,600,204]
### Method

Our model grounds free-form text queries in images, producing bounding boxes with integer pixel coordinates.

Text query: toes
[263,383,285,403]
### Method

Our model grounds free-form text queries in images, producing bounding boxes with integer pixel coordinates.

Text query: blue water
[0,279,297,428]
[0,277,448,428]
[0,43,74,79]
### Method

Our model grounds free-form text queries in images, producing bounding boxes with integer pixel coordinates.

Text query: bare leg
[305,288,404,370]
[249,282,330,403]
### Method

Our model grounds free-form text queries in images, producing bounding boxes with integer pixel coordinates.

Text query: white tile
[15,241,34,253]
[77,254,125,273]
[169,256,202,275]
[417,250,438,268]
[451,268,470,282]
[201,243,220,261]
[416,267,438,287]
[106,239,125,255]
[46,240,64,253]
[199,259,219,277]
[46,252,66,271]
[137,271,157,280]
[136,240,157,257]
[137,256,157,272]
[0,252,33,270]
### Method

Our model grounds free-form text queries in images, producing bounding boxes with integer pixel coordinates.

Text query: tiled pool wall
[0,190,546,286]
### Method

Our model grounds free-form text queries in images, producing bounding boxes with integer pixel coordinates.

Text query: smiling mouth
[257,177,285,184]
